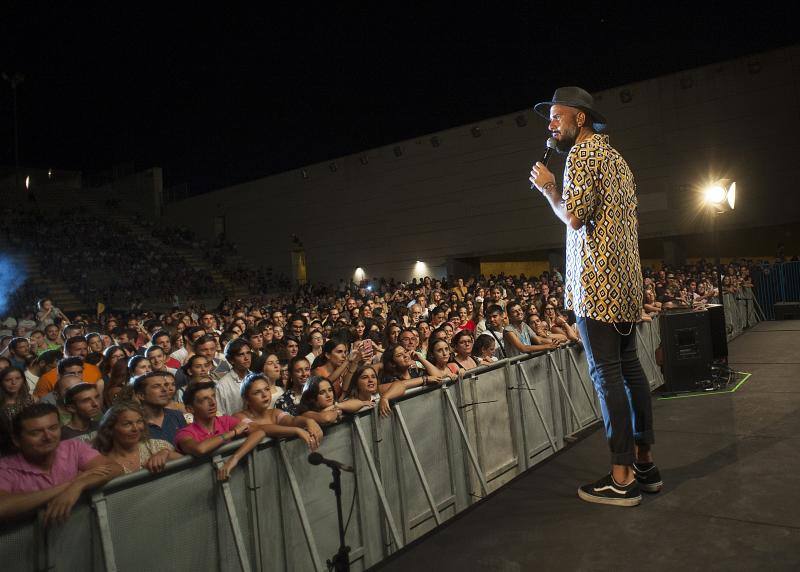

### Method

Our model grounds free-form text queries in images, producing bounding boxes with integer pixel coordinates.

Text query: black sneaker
[633,463,663,493]
[578,474,642,507]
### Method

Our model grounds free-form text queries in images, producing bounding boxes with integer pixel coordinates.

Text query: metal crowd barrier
[723,286,762,340]
[2,320,667,571]
[753,261,800,320]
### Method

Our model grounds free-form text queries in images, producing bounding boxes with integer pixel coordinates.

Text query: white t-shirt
[170,347,188,364]
[216,369,248,416]
[25,370,39,393]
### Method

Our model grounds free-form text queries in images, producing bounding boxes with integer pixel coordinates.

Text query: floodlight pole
[712,212,726,327]
[2,72,23,195]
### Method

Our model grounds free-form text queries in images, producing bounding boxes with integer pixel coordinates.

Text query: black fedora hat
[534,86,607,132]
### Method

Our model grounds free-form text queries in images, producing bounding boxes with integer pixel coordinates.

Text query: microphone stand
[326,465,350,572]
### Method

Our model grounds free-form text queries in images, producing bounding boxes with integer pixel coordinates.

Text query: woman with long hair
[544,303,580,343]
[304,330,325,364]
[416,321,432,355]
[94,402,182,474]
[450,330,480,371]
[100,345,127,382]
[346,365,405,417]
[233,372,323,450]
[382,323,401,351]
[250,351,285,406]
[425,338,460,378]
[0,366,36,452]
[275,356,312,416]
[181,354,213,387]
[472,333,498,364]
[351,319,368,346]
[108,359,132,390]
[298,377,372,426]
[310,340,360,398]
[380,343,446,390]
[128,355,153,379]
[454,303,476,333]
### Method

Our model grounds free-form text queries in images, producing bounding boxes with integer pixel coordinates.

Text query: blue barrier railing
[753,261,800,319]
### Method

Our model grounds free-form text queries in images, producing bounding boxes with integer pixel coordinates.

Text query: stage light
[354,267,365,282]
[727,181,736,210]
[25,175,30,190]
[703,179,736,213]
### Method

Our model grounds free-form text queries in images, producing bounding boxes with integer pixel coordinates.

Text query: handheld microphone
[541,136,558,166]
[308,452,354,473]
[530,137,558,190]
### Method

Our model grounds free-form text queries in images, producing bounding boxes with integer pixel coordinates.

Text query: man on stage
[529,86,662,506]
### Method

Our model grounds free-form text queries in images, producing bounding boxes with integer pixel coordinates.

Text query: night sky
[2,5,796,195]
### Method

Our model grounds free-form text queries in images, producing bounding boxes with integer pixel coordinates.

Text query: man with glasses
[216,339,253,415]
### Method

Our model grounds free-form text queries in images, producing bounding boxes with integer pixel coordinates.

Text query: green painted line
[657,372,752,400]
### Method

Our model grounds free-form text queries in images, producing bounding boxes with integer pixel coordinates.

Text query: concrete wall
[162,45,800,283]
[91,167,163,217]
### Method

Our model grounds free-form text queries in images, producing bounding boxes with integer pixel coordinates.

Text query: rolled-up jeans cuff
[611,451,635,466]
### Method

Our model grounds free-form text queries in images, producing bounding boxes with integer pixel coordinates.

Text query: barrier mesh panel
[104,464,221,572]
[0,519,37,572]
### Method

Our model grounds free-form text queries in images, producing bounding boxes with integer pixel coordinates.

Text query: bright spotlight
[704,185,725,204]
[354,267,365,282]
[703,179,736,213]
[25,175,30,190]
[727,181,736,210]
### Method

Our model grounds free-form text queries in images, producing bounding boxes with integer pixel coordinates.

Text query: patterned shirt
[562,134,643,323]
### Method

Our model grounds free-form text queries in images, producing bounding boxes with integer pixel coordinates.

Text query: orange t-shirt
[33,363,103,398]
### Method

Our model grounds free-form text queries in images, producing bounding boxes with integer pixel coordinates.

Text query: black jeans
[576,316,655,466]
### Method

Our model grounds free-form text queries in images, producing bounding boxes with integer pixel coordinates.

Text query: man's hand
[43,483,83,527]
[530,162,557,195]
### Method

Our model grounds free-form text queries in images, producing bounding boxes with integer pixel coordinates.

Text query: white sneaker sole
[638,481,663,493]
[578,488,642,506]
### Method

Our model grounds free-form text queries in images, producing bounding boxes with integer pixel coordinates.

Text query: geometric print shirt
[562,133,643,323]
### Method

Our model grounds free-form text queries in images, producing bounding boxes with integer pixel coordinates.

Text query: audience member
[60,383,101,441]
[0,403,121,524]
[94,402,181,474]
[133,372,188,443]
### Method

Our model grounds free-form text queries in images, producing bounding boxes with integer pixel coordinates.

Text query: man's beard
[554,124,578,154]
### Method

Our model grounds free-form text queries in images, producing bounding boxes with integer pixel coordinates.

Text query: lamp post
[703,179,737,333]
[2,72,24,195]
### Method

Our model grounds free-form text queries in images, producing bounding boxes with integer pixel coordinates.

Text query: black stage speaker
[774,301,800,320]
[659,308,713,393]
[705,303,728,360]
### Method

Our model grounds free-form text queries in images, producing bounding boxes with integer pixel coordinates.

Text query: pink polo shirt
[174,415,240,453]
[0,439,99,493]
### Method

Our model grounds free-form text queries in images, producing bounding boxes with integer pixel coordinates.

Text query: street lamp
[2,72,24,194]
[703,178,737,344]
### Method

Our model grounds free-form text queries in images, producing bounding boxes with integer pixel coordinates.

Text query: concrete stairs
[0,239,84,313]
[92,210,252,301]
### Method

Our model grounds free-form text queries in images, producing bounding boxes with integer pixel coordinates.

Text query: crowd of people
[0,207,218,308]
[0,257,762,524]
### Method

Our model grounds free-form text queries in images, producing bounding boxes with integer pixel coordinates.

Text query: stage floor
[375,320,800,571]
